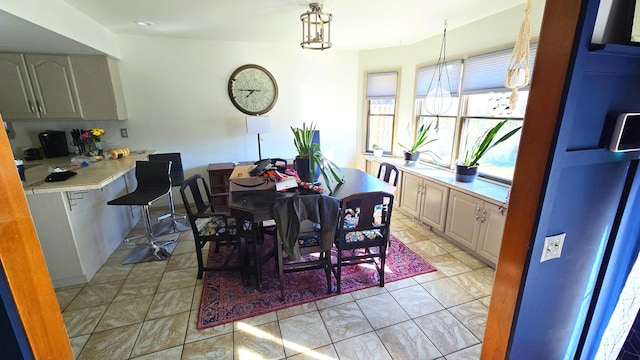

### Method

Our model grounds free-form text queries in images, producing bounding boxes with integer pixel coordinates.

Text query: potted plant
[291,122,344,190]
[398,122,439,166]
[372,144,384,157]
[456,119,522,182]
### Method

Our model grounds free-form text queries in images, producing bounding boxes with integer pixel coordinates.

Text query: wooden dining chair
[377,162,399,186]
[333,191,394,293]
[270,193,340,300]
[179,174,241,279]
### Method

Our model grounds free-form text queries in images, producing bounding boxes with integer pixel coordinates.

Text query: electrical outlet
[540,233,566,262]
[120,128,128,138]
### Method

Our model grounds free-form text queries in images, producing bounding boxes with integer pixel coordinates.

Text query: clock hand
[237,89,262,92]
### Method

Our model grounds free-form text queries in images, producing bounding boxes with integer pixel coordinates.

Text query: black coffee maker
[38,130,69,158]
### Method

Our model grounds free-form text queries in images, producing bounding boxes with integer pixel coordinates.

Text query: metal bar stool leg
[123,205,179,265]
[154,189,191,235]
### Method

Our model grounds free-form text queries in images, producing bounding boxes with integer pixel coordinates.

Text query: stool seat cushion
[195,216,237,237]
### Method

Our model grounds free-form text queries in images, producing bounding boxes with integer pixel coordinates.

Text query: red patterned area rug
[197,234,436,329]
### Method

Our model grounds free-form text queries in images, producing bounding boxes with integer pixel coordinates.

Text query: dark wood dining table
[227,167,396,287]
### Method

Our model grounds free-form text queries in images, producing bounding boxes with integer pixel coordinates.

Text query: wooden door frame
[0,114,73,359]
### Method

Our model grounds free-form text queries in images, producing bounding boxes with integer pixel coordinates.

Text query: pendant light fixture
[300,3,332,50]
[423,21,452,132]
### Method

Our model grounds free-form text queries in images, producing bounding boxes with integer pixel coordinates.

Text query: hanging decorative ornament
[505,0,532,110]
[424,20,452,133]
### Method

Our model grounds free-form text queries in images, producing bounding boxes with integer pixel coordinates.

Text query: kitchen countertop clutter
[22,150,151,194]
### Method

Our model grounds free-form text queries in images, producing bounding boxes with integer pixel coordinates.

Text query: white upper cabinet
[0,53,127,121]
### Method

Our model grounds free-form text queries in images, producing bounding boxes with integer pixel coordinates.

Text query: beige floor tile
[234,321,285,360]
[66,281,123,311]
[234,311,278,330]
[390,284,444,318]
[192,284,203,311]
[157,268,197,292]
[103,247,134,267]
[182,333,233,360]
[280,311,332,357]
[286,344,339,360]
[414,310,480,356]
[448,300,489,340]
[63,304,109,337]
[131,345,183,359]
[185,310,233,344]
[69,334,90,358]
[349,285,388,300]
[319,301,373,342]
[114,273,163,301]
[95,295,153,332]
[171,239,196,256]
[392,229,426,244]
[376,320,442,360]
[449,267,495,298]
[55,286,83,311]
[146,287,194,320]
[128,260,168,278]
[478,296,492,308]
[413,270,447,284]
[276,301,318,320]
[131,312,190,357]
[333,331,392,360]
[77,323,142,360]
[425,254,473,277]
[421,278,475,308]
[165,251,198,272]
[356,292,410,329]
[88,263,133,285]
[408,240,449,258]
[383,276,418,292]
[314,293,354,310]
[432,239,463,253]
[450,250,488,269]
[445,344,483,360]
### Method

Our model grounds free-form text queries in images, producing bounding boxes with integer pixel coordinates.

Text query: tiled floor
[56,210,494,359]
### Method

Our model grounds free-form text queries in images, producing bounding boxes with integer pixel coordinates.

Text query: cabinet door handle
[27,100,35,113]
[481,208,486,223]
[35,100,43,113]
[475,205,481,220]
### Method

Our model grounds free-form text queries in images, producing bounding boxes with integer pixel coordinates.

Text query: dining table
[227,167,396,288]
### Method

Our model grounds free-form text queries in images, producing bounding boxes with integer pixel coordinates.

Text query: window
[366,72,398,153]
[410,44,537,183]
[415,61,463,167]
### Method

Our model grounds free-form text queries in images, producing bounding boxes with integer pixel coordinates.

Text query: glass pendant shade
[424,85,453,115]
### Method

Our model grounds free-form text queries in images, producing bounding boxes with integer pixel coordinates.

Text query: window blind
[367,72,398,99]
[462,43,538,93]
[415,60,463,97]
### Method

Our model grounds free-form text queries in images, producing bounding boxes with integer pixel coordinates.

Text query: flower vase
[88,141,103,156]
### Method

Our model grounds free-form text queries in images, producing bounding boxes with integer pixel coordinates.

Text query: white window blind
[367,72,398,99]
[462,43,538,93]
[416,60,463,97]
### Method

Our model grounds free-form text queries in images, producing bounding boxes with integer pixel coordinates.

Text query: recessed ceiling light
[135,20,154,26]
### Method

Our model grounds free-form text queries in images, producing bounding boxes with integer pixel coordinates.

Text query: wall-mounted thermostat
[609,113,640,152]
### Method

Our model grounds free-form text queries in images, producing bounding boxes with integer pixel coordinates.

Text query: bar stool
[107,160,179,264]
[149,153,191,235]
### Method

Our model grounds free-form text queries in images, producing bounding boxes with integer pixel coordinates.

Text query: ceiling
[10,0,526,53]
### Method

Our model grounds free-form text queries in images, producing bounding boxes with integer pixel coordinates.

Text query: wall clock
[228,64,278,115]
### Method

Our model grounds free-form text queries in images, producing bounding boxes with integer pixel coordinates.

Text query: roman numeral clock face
[228,64,278,115]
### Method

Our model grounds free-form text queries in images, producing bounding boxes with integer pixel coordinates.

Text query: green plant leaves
[462,119,522,166]
[291,122,344,191]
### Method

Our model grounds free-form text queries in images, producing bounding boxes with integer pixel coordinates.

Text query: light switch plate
[540,233,566,262]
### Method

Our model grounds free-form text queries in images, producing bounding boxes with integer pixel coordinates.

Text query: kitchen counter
[24,150,157,288]
[22,150,153,194]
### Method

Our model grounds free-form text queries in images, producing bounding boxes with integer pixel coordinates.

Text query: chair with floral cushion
[332,191,394,293]
[377,162,399,187]
[180,174,241,279]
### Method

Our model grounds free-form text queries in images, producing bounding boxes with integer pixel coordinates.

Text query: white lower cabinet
[444,189,507,266]
[400,172,448,232]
